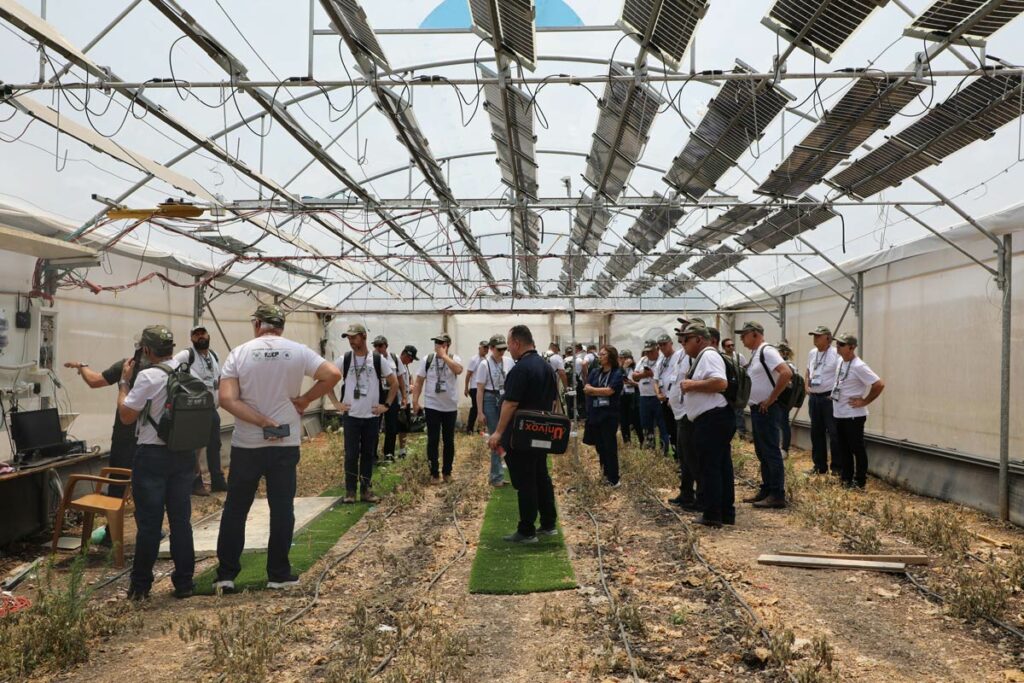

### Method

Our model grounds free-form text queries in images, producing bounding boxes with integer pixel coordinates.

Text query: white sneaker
[213,580,235,594]
[267,576,300,590]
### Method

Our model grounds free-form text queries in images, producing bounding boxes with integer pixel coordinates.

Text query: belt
[694,406,732,422]
[485,389,501,394]
[809,391,832,396]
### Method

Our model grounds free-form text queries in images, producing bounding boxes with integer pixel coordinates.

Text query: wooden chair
[50,467,133,568]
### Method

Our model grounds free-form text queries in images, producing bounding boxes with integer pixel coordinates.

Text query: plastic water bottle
[90,525,106,544]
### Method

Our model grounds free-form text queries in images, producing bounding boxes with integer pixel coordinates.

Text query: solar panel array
[623,193,687,253]
[757,76,925,198]
[735,196,838,253]
[619,0,709,71]
[660,275,697,297]
[570,195,613,255]
[663,63,790,200]
[681,205,772,249]
[469,0,537,69]
[904,0,1024,45]
[646,247,693,276]
[479,64,540,200]
[321,0,391,72]
[625,276,656,296]
[828,72,1024,199]
[689,244,745,279]
[761,0,890,63]
[376,87,452,202]
[559,249,587,294]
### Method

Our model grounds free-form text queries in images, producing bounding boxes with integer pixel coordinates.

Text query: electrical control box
[38,312,57,372]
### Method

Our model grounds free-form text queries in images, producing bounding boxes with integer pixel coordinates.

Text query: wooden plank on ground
[972,532,1012,549]
[775,551,929,566]
[757,554,907,573]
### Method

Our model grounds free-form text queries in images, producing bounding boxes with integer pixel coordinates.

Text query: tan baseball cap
[735,321,764,335]
[342,323,368,338]
[809,325,833,337]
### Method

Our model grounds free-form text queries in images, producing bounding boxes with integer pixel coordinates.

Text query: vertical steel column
[780,294,787,341]
[856,272,865,359]
[192,275,204,328]
[999,233,1013,521]
[307,0,316,78]
[37,0,47,83]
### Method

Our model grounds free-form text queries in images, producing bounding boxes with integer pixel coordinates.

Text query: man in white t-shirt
[721,337,748,438]
[332,324,398,503]
[117,324,195,600]
[738,321,793,509]
[412,333,464,483]
[680,322,735,528]
[477,334,516,487]
[547,342,569,394]
[464,341,488,434]
[654,333,681,459]
[634,340,670,454]
[806,325,841,476]
[213,304,341,593]
[396,345,419,458]
[668,320,700,510]
[173,324,227,495]
[832,333,885,489]
[371,335,406,462]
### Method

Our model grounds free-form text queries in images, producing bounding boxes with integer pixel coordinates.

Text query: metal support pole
[999,233,1013,521]
[856,272,865,359]
[780,294,787,341]
[307,0,316,79]
[192,276,205,328]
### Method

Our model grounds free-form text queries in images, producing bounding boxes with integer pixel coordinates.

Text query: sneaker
[173,585,194,599]
[607,480,621,488]
[742,491,768,504]
[341,492,357,504]
[752,495,787,509]
[537,527,559,537]
[127,585,150,601]
[267,575,300,590]
[667,495,695,507]
[443,474,452,483]
[361,491,381,504]
[490,481,506,488]
[213,580,236,594]
[397,448,407,458]
[503,531,538,544]
[430,476,441,485]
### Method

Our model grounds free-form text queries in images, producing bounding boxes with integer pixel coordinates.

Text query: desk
[0,451,103,547]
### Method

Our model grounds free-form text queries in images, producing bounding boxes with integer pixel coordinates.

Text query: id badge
[435,379,447,394]
[830,385,841,402]
[499,388,505,397]
[595,397,610,408]
[354,386,362,400]
[810,378,822,388]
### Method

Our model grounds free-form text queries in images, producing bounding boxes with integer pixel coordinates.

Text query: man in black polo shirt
[487,325,560,544]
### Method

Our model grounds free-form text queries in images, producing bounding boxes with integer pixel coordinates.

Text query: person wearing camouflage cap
[477,334,516,487]
[633,339,670,455]
[172,323,228,495]
[412,333,464,483]
[736,321,793,509]
[115,324,198,599]
[464,340,489,435]
[213,304,342,593]
[832,333,885,490]
[371,334,407,464]
[806,325,841,476]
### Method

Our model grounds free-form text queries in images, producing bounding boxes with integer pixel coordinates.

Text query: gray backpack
[143,363,215,452]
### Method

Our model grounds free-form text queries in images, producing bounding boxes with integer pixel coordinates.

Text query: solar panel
[571,195,613,256]
[660,276,697,297]
[623,193,687,253]
[320,0,391,72]
[618,0,709,71]
[625,277,656,296]
[584,63,665,201]
[469,0,537,70]
[516,252,541,294]
[828,72,1024,199]
[512,208,541,254]
[646,248,693,276]
[735,196,838,253]
[681,205,773,249]
[559,250,588,294]
[663,62,791,200]
[689,245,745,279]
[605,244,642,279]
[591,276,618,297]
[479,64,540,200]
[762,0,890,63]
[904,0,1024,46]
[756,77,925,198]
[375,87,452,202]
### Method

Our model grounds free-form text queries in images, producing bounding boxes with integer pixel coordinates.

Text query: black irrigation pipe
[902,569,1024,643]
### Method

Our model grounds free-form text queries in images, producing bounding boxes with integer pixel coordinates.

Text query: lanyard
[353,354,370,384]
[597,370,611,387]
[814,349,828,370]
[487,357,506,390]
[834,360,853,389]
[434,356,447,380]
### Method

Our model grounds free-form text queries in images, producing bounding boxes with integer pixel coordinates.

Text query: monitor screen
[11,408,65,453]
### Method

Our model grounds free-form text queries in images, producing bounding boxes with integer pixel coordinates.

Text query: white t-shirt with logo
[747,343,786,405]
[173,347,221,407]
[832,357,880,419]
[667,351,689,420]
[807,346,840,394]
[335,352,396,419]
[221,336,327,448]
[123,358,185,446]
[417,354,463,412]
[636,357,658,397]
[683,350,728,421]
[476,354,515,392]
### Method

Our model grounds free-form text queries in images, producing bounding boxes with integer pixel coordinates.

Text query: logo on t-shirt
[251,350,292,361]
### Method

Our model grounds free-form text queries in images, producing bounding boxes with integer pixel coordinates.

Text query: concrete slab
[159,496,339,559]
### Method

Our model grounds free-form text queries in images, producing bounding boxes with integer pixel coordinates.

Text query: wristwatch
[77,363,89,375]
[118,379,130,390]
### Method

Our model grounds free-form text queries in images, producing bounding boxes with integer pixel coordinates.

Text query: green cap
[479,339,489,348]
[677,316,706,327]
[139,324,173,349]
[253,303,285,326]
[431,333,452,344]
[835,333,858,347]
[809,325,833,337]
[342,323,368,338]
[681,322,710,339]
[620,349,633,358]
[488,334,508,350]
[656,333,673,344]
[735,321,764,335]
[372,335,388,346]
[642,339,657,352]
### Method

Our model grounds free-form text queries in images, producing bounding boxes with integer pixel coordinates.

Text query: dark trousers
[591,417,620,485]
[751,403,786,498]
[575,379,588,419]
[344,414,380,493]
[620,392,638,443]
[216,446,299,583]
[425,408,456,477]
[836,416,868,487]
[131,444,194,592]
[107,433,137,499]
[779,407,792,451]
[694,407,736,522]
[565,390,576,420]
[639,396,669,453]
[194,409,225,487]
[465,399,479,433]
[808,394,840,474]
[662,402,677,448]
[734,407,747,435]
[677,417,699,503]
[505,450,557,536]
[381,399,400,458]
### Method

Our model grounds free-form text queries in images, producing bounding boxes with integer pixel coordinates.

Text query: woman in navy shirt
[584,345,625,486]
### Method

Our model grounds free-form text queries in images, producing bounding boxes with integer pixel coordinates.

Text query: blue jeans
[750,403,786,498]
[482,391,505,485]
[639,396,669,453]
[216,446,299,583]
[131,444,195,592]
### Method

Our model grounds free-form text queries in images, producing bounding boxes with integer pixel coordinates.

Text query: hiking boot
[192,484,211,497]
[742,491,768,504]
[752,495,787,509]
[430,475,442,485]
[127,585,150,601]
[267,575,300,590]
[361,491,380,504]
[173,585,194,600]
[537,527,559,537]
[341,491,357,504]
[503,531,538,544]
[213,580,236,595]
[443,474,453,483]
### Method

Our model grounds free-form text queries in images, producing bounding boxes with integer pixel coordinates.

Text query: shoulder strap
[759,345,776,388]
[426,353,435,370]
[686,349,711,380]
[187,348,195,368]
[142,364,174,430]
[373,351,385,404]
[211,349,219,364]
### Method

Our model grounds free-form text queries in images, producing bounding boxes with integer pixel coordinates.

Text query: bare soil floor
[9,432,1024,683]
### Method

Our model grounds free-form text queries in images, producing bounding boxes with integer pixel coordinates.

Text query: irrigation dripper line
[902,569,1024,642]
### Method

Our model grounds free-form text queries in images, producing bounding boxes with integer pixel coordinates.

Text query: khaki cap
[681,323,710,339]
[808,325,833,337]
[431,333,452,344]
[642,339,657,352]
[488,334,508,350]
[835,333,858,346]
[372,335,388,346]
[735,321,764,335]
[139,324,173,348]
[656,333,673,344]
[342,323,368,338]
[253,303,285,325]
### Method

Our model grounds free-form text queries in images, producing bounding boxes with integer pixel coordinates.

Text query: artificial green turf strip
[468,470,577,595]
[193,466,402,594]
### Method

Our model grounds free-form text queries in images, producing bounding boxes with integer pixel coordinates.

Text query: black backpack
[143,363,215,452]
[341,351,384,404]
[688,349,751,410]
[187,348,219,367]
[757,347,806,411]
